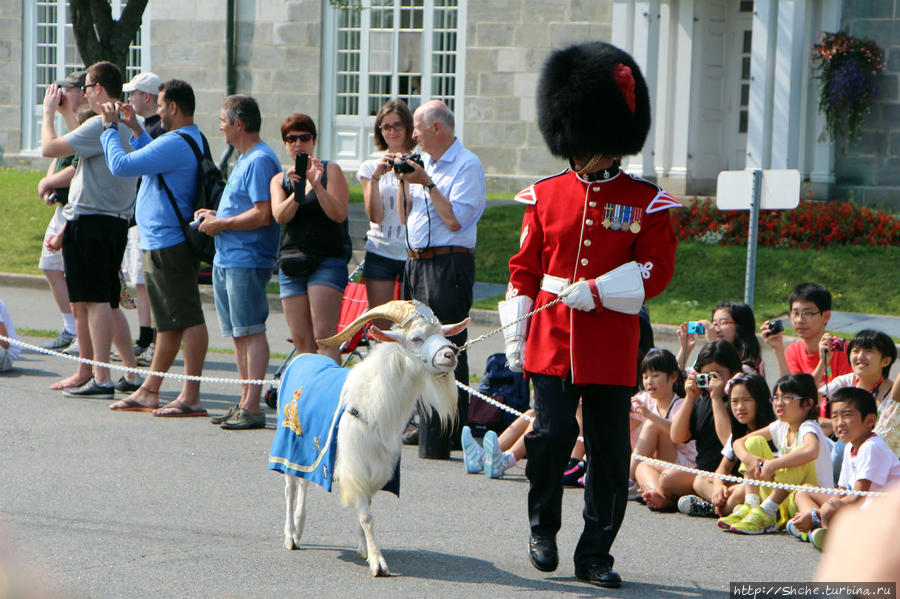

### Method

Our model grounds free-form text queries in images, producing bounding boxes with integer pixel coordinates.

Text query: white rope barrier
[456,379,888,498]
[5,333,887,498]
[2,335,276,386]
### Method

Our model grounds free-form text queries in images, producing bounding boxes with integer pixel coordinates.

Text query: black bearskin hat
[537,41,651,159]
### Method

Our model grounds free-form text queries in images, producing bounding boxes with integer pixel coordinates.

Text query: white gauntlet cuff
[498,295,534,343]
[595,261,645,314]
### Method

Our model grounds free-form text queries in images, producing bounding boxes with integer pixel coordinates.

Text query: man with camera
[100,79,211,417]
[395,99,486,459]
[499,43,679,587]
[41,61,142,398]
[37,71,85,357]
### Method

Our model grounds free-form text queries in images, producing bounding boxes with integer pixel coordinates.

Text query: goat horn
[317,300,419,346]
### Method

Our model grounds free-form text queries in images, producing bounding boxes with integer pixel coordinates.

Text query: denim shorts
[213,266,271,338]
[279,257,348,299]
[362,251,406,282]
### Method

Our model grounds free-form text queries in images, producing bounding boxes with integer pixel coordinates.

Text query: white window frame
[21,0,151,153]
[320,0,467,169]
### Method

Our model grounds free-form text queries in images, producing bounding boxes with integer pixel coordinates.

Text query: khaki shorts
[143,242,205,332]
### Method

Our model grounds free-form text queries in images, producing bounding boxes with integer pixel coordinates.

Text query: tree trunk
[69,0,149,78]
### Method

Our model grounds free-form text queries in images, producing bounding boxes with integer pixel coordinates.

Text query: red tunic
[508,169,679,386]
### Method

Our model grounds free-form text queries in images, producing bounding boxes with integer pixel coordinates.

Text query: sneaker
[43,330,75,350]
[718,503,752,529]
[461,426,484,474]
[809,527,827,551]
[562,458,586,486]
[210,405,239,425]
[786,520,809,542]
[677,494,717,518]
[628,480,641,501]
[482,430,505,479]
[135,342,155,367]
[63,339,81,357]
[109,348,121,362]
[730,505,778,535]
[220,408,266,430]
[114,375,144,393]
[63,378,115,399]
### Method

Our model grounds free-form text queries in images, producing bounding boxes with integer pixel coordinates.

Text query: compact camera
[687,321,705,335]
[392,153,424,175]
[763,319,784,337]
[831,337,846,352]
[695,373,711,388]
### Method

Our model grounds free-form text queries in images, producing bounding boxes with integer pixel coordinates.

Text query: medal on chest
[602,203,642,233]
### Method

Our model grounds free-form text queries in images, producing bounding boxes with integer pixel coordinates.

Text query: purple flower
[827,59,877,110]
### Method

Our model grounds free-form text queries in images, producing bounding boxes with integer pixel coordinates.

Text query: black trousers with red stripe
[525,374,632,570]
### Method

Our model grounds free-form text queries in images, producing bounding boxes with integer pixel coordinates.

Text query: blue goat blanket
[268,354,400,495]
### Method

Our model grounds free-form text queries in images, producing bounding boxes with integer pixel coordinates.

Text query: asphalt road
[0,280,829,598]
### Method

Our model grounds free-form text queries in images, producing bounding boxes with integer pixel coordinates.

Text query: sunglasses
[284,133,313,143]
[81,82,98,92]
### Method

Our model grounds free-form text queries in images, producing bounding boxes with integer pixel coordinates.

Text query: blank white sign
[716,169,801,210]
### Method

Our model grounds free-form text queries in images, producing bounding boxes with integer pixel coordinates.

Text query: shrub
[671,200,900,249]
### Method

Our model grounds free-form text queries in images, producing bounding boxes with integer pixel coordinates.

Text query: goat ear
[441,317,469,337]
[368,325,402,344]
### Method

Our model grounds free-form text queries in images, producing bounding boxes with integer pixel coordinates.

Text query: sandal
[152,400,208,418]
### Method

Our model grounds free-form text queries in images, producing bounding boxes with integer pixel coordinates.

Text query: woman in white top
[355,100,422,328]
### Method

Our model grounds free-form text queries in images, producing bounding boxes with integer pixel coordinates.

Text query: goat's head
[317,300,469,374]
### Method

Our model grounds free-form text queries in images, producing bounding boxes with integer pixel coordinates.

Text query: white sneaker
[62,339,80,356]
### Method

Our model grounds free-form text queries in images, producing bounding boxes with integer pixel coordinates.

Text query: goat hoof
[358,548,368,559]
[284,537,299,550]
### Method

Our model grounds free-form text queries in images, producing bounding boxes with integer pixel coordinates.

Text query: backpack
[467,352,530,435]
[159,132,225,264]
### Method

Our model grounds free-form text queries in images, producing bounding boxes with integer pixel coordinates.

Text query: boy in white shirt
[789,387,900,549]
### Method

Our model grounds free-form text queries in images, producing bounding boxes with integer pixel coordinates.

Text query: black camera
[763,319,784,337]
[393,153,423,175]
[696,373,711,388]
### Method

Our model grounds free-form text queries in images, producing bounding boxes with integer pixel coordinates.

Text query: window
[335,0,462,117]
[22,0,149,151]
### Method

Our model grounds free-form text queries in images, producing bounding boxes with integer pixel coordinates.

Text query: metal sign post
[716,169,800,310]
[743,170,762,308]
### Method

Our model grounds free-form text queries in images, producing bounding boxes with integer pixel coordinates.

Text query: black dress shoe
[528,535,558,572]
[575,564,622,588]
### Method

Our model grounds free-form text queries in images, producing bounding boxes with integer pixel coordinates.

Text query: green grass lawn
[4,169,898,324]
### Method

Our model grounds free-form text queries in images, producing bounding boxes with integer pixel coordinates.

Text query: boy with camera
[760,282,851,385]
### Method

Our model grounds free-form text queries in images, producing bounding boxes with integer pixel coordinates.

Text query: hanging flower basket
[811,32,885,143]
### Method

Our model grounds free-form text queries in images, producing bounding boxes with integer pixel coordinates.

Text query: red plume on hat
[537,41,651,159]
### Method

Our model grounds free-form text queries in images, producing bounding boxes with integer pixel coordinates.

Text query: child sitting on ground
[679,373,777,517]
[788,387,900,550]
[720,374,834,534]
[642,341,741,510]
[677,301,763,374]
[0,298,20,372]
[819,328,896,472]
[630,349,695,498]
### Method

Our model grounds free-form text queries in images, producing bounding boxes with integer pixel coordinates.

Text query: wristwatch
[425,182,436,193]
[103,122,117,131]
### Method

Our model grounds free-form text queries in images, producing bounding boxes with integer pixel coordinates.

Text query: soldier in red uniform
[499,41,680,587]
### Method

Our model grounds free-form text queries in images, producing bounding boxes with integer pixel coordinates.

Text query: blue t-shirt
[102,125,203,250]
[214,141,281,269]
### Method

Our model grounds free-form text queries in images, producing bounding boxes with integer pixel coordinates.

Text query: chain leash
[458,296,564,353]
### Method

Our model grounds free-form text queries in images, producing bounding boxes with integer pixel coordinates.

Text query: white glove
[498,295,533,373]
[560,280,596,311]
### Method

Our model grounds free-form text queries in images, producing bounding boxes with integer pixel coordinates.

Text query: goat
[269,300,467,576]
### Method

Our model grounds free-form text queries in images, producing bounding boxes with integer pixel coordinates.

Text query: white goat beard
[334,342,458,508]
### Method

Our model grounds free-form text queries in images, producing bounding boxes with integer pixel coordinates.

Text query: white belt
[540,274,570,295]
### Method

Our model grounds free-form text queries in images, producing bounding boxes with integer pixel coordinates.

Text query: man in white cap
[121,71,164,365]
[123,72,164,138]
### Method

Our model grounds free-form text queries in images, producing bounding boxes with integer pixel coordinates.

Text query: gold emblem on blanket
[282,387,303,435]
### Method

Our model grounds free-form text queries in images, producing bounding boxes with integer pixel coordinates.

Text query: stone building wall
[833,0,900,208]
[463,0,612,194]
[0,2,24,168]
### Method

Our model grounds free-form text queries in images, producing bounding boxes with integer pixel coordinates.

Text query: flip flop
[50,377,91,391]
[110,398,159,412]
[152,401,208,418]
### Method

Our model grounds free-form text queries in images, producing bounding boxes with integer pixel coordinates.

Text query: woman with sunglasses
[270,113,349,363]
[355,100,420,328]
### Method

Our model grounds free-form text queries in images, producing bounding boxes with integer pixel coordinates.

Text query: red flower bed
[671,200,900,249]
